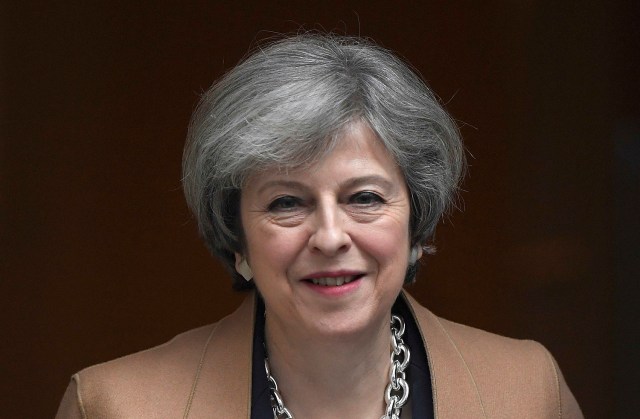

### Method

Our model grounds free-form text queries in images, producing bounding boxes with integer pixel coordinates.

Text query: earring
[237,259,253,282]
[409,246,421,264]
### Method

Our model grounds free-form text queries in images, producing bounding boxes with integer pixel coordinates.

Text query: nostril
[307,227,351,255]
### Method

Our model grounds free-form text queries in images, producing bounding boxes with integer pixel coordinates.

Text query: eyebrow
[341,175,396,191]
[256,175,397,195]
[256,180,307,195]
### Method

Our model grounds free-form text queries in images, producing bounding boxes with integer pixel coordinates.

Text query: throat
[262,314,411,419]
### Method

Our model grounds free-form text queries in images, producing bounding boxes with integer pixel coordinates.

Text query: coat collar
[400,292,487,418]
[185,294,256,418]
[186,291,486,418]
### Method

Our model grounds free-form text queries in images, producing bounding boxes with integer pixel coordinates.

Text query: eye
[349,191,385,206]
[268,195,302,211]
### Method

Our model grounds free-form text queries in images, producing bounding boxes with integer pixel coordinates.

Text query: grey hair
[182,33,465,289]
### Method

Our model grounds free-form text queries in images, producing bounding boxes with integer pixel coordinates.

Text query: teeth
[310,276,356,286]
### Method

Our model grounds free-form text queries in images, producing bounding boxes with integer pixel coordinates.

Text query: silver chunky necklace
[264,314,411,419]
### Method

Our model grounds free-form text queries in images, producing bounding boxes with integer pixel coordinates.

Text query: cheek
[245,225,307,277]
[358,222,411,269]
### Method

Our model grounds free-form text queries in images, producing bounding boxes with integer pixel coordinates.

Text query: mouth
[304,274,365,287]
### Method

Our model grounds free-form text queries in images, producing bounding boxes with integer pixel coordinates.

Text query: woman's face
[238,122,418,340]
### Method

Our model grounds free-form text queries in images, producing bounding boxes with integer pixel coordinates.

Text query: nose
[307,202,351,256]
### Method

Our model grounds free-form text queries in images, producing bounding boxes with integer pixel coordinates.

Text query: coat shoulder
[435,316,583,418]
[56,294,257,419]
[402,293,582,418]
[56,323,218,418]
[437,315,547,362]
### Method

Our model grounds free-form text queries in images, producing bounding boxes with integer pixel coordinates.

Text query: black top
[250,294,434,418]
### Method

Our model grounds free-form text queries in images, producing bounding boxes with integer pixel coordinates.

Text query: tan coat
[56,292,583,418]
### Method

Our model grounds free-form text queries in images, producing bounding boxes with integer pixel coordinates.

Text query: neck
[264,311,392,419]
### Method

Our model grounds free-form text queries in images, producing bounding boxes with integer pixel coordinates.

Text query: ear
[409,245,423,264]
[234,253,253,282]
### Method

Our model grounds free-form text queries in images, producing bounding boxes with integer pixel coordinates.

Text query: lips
[309,276,357,286]
[303,270,366,287]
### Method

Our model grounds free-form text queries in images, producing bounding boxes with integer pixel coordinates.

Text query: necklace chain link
[264,314,410,419]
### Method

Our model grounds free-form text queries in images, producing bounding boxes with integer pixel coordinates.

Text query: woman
[57,34,582,418]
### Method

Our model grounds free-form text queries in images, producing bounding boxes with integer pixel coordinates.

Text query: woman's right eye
[267,196,301,211]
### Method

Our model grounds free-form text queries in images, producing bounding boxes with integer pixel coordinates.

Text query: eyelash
[267,191,385,212]
[267,196,302,211]
[349,191,385,205]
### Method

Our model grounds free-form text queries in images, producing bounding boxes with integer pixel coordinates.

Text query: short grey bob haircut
[183,33,465,290]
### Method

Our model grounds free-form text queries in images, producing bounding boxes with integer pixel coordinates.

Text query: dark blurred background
[1,1,638,417]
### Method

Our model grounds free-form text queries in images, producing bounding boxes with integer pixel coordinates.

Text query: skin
[236,121,421,418]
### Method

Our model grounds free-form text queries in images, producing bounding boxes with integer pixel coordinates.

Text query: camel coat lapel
[401,292,486,418]
[184,295,256,418]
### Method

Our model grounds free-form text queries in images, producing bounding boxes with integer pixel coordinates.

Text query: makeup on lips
[301,270,365,294]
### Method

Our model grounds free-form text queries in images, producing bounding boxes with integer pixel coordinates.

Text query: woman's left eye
[349,191,385,205]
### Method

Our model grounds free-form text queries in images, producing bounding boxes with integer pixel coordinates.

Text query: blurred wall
[2,1,637,417]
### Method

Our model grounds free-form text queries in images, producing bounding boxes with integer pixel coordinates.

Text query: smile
[309,276,357,286]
